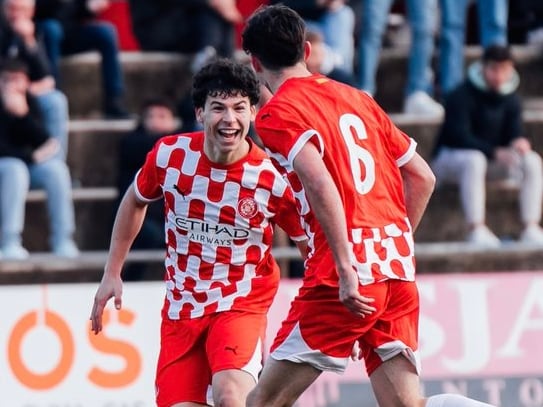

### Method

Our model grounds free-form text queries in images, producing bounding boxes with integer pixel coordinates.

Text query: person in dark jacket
[0,58,78,259]
[0,0,70,158]
[115,97,179,279]
[431,44,543,246]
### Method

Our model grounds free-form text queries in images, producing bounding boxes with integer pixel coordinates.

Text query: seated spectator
[271,0,355,73]
[0,0,69,159]
[116,98,179,279]
[0,58,79,259]
[358,0,443,116]
[431,45,543,247]
[305,28,356,86]
[129,0,242,61]
[35,0,130,119]
[439,0,508,96]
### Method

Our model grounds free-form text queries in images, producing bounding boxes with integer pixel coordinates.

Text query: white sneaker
[519,225,543,245]
[404,91,444,118]
[2,242,30,260]
[466,225,501,248]
[52,239,80,258]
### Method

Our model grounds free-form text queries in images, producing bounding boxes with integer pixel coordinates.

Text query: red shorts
[270,280,420,377]
[155,311,266,407]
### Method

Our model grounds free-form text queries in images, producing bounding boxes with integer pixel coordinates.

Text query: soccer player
[242,5,497,407]
[89,58,307,407]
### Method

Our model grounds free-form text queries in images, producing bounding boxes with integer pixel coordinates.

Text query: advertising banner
[1,271,542,406]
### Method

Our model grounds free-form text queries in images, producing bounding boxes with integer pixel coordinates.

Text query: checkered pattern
[135,132,305,319]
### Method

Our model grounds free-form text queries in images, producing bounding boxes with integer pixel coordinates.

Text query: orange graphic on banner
[87,309,142,388]
[8,310,74,390]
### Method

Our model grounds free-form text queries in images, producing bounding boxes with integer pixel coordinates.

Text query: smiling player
[90,58,307,407]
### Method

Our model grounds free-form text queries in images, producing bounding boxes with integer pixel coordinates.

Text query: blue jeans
[0,157,75,248]
[358,0,437,96]
[35,89,69,160]
[307,4,356,73]
[439,0,508,94]
[39,19,125,100]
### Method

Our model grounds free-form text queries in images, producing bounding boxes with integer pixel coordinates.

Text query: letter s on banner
[87,309,142,388]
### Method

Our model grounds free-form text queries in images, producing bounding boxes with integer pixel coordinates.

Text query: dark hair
[140,97,175,116]
[242,4,306,71]
[482,44,514,64]
[191,58,260,108]
[0,58,29,75]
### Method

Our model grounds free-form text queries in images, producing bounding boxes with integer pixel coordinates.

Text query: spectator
[35,0,130,119]
[439,0,509,95]
[129,0,242,60]
[358,0,444,116]
[116,98,179,279]
[305,28,357,86]
[271,0,356,74]
[0,58,79,259]
[0,0,69,159]
[431,45,543,246]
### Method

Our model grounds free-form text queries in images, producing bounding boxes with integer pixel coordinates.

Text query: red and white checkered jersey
[134,132,306,320]
[256,75,417,287]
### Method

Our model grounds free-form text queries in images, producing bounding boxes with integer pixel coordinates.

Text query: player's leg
[246,357,322,407]
[370,353,426,407]
[212,369,257,407]
[155,318,212,407]
[206,311,268,406]
[365,281,497,407]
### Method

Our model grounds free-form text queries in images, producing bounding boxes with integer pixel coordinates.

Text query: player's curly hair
[192,58,260,108]
[242,4,306,71]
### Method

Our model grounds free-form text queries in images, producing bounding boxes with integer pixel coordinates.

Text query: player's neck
[265,63,311,93]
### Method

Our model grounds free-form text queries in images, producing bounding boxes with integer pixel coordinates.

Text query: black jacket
[0,94,51,163]
[433,61,523,159]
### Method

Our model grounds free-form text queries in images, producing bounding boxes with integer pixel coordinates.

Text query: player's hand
[1,85,29,116]
[90,273,123,334]
[350,340,362,361]
[338,269,376,317]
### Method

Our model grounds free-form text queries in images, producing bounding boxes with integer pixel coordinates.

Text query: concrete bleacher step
[59,46,543,117]
[2,243,543,284]
[59,52,193,118]
[67,118,135,186]
[23,186,118,252]
[374,45,543,112]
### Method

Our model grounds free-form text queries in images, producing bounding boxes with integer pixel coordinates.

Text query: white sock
[426,394,496,407]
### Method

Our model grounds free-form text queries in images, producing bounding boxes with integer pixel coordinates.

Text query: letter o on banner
[8,310,74,390]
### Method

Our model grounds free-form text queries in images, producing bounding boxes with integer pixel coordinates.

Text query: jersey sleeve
[133,140,163,202]
[371,98,417,166]
[256,104,322,169]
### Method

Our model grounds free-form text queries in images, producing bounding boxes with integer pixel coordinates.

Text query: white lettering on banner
[442,280,492,373]
[498,280,543,358]
[519,378,543,407]
[482,379,507,406]
[418,283,446,359]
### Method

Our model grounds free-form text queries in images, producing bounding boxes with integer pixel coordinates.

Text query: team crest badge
[238,197,258,219]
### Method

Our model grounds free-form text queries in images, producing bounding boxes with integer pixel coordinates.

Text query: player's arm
[400,152,435,231]
[90,184,149,334]
[293,142,375,317]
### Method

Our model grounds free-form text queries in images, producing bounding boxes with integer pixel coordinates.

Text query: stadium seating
[4,45,543,281]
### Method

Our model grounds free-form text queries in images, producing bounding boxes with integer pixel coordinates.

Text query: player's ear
[304,41,312,62]
[251,56,262,73]
[195,107,204,124]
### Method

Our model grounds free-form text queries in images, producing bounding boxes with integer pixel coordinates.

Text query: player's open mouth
[218,129,240,138]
